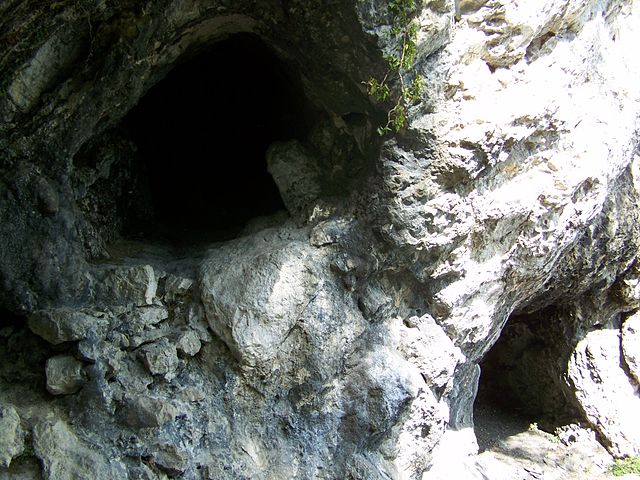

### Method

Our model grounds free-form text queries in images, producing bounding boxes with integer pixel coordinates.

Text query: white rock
[200,230,320,366]
[176,330,201,356]
[568,329,640,457]
[266,140,321,218]
[622,311,640,384]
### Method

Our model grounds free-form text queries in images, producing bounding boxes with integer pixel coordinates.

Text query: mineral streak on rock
[0,0,639,478]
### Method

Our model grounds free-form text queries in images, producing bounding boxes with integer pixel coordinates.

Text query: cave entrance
[123,33,314,244]
[473,310,580,450]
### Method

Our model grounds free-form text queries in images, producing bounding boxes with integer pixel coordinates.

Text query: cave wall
[1,0,640,479]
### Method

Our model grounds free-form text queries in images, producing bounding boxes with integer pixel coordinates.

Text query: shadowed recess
[124,33,315,243]
[474,310,581,451]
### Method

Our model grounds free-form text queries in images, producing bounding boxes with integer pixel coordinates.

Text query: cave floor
[469,403,624,480]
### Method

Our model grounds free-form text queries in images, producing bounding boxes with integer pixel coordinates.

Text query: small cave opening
[473,310,581,451]
[121,33,316,244]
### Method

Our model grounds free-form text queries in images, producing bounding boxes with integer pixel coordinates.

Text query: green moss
[610,456,640,476]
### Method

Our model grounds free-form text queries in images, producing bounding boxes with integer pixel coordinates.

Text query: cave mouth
[122,33,316,244]
[473,311,581,451]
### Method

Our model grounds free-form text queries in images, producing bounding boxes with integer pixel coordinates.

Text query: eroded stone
[0,405,24,468]
[622,311,640,384]
[568,329,640,457]
[123,395,178,428]
[45,355,86,395]
[33,418,116,479]
[28,308,107,345]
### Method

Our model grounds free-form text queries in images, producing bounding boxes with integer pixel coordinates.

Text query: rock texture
[0,0,639,479]
[0,405,24,468]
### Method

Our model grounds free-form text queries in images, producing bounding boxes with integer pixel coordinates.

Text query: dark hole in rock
[122,33,315,244]
[474,311,580,451]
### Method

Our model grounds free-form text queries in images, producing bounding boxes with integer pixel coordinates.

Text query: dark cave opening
[474,311,581,451]
[122,33,316,243]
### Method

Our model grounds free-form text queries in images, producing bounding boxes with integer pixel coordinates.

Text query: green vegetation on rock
[365,0,424,135]
[610,455,640,476]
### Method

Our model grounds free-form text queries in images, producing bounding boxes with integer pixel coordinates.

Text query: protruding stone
[153,443,189,476]
[568,329,640,457]
[98,265,159,306]
[163,275,193,303]
[45,355,86,395]
[28,308,107,345]
[0,405,24,467]
[266,140,320,218]
[123,395,177,428]
[176,330,201,356]
[33,418,116,479]
[140,338,179,377]
[200,233,320,366]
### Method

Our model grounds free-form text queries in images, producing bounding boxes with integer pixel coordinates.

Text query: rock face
[0,0,639,479]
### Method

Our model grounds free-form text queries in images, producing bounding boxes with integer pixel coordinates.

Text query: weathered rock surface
[32,418,121,479]
[623,311,640,384]
[28,308,107,345]
[0,405,24,468]
[45,354,86,396]
[568,328,640,457]
[0,0,639,478]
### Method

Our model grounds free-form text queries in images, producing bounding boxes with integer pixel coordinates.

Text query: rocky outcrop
[0,0,639,478]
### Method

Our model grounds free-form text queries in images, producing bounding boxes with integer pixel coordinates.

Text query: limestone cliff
[0,0,639,479]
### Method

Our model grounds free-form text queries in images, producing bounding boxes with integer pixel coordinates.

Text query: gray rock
[28,308,106,345]
[162,275,193,303]
[32,418,116,480]
[140,338,179,378]
[94,265,159,307]
[123,395,178,428]
[175,330,202,357]
[1,0,640,478]
[45,355,86,395]
[153,443,189,476]
[200,229,320,366]
[0,405,24,467]
[266,141,321,218]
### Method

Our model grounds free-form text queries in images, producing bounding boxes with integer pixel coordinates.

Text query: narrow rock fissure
[121,33,315,245]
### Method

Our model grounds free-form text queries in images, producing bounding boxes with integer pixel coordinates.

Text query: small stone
[134,306,169,328]
[99,265,159,306]
[176,330,201,356]
[0,405,24,467]
[140,338,179,377]
[45,355,86,395]
[123,395,177,428]
[153,443,189,476]
[35,177,59,215]
[178,387,205,403]
[163,275,193,303]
